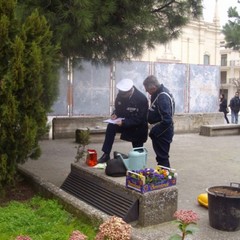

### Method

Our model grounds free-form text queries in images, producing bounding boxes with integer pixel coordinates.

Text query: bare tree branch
[151,0,176,13]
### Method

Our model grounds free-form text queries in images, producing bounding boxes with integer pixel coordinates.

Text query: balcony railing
[229,78,240,84]
[229,60,240,67]
[220,60,240,67]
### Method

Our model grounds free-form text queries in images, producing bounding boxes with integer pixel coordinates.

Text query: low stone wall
[52,116,107,139]
[174,112,224,133]
[51,113,224,139]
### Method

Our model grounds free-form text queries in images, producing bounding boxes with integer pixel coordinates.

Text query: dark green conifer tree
[222,5,240,50]
[18,0,202,63]
[0,0,59,188]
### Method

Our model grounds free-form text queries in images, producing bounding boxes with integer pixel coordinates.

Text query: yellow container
[197,193,208,208]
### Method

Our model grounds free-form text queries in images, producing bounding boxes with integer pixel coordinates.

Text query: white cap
[116,79,133,91]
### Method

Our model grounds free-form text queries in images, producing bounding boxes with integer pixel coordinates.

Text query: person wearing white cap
[98,78,149,163]
[143,75,175,168]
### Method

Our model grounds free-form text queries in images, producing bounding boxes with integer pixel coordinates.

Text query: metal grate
[61,167,139,223]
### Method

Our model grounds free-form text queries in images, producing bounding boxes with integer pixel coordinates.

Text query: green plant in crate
[129,166,176,184]
[75,129,90,163]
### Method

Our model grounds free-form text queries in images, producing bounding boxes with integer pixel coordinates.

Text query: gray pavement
[22,133,240,240]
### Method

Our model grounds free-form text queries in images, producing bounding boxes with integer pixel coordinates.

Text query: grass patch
[0,196,98,240]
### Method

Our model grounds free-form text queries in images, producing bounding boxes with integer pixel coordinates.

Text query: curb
[17,165,144,240]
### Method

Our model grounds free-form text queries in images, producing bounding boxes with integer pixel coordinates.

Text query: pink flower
[15,236,32,240]
[95,216,132,240]
[173,209,199,224]
[68,230,87,240]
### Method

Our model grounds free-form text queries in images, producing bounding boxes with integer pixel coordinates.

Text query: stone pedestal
[61,163,178,227]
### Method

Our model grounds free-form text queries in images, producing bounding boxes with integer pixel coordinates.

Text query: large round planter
[206,183,240,231]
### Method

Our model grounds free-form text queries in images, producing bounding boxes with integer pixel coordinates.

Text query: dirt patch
[209,187,240,197]
[0,177,36,206]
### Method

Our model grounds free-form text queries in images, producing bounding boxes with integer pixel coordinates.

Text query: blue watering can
[117,147,148,170]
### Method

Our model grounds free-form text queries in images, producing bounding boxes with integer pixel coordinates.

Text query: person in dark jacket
[229,91,240,124]
[98,78,148,163]
[219,94,229,124]
[143,75,175,168]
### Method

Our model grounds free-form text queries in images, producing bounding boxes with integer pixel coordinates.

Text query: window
[221,71,227,84]
[221,54,227,66]
[204,54,210,65]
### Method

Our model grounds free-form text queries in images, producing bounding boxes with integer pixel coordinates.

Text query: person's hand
[115,120,122,126]
[111,114,117,120]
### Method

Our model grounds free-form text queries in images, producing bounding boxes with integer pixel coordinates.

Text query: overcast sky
[202,0,239,26]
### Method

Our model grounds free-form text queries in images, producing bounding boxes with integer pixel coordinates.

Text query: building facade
[135,0,240,106]
[220,42,240,103]
[134,18,221,66]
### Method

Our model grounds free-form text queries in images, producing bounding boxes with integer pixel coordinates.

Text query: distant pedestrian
[143,75,175,168]
[219,94,229,124]
[229,92,240,124]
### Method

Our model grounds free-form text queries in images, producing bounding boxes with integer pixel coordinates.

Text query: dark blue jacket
[114,86,148,143]
[229,96,240,113]
[148,84,174,139]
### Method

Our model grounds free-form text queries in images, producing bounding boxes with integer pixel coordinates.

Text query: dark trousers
[150,127,173,168]
[102,123,143,155]
[224,112,229,124]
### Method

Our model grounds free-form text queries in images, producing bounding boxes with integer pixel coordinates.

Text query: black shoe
[98,153,110,163]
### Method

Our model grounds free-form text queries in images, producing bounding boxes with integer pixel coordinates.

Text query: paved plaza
[22,133,240,240]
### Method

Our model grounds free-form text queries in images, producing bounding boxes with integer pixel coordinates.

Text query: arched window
[204,54,210,65]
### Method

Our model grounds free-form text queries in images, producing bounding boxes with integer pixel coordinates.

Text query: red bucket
[86,149,97,167]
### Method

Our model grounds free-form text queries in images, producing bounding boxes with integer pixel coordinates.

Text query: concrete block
[52,117,107,139]
[173,112,224,133]
[137,186,178,226]
[60,163,178,227]
[200,124,240,136]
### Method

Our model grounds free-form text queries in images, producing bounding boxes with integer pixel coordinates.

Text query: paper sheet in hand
[103,118,124,124]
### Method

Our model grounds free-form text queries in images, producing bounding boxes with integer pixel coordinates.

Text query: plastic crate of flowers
[126,165,177,193]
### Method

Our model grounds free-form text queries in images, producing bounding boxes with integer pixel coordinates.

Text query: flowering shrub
[15,236,32,240]
[94,216,132,240]
[69,230,87,240]
[130,166,177,184]
[169,210,199,240]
